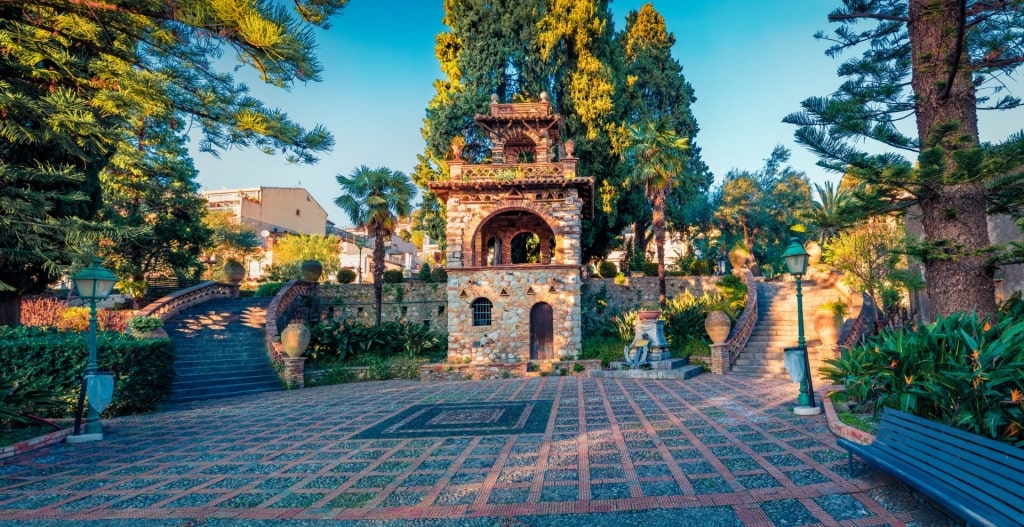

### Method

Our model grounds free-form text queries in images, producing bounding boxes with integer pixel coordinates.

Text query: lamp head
[72,259,119,301]
[782,237,809,276]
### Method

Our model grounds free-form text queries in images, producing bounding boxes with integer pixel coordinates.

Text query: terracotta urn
[223,260,245,283]
[638,310,661,321]
[728,244,751,270]
[805,241,823,266]
[813,307,842,346]
[705,310,732,344]
[280,321,310,358]
[300,260,323,282]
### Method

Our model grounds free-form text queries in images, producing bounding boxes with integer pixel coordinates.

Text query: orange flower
[888,359,898,369]
[904,375,913,386]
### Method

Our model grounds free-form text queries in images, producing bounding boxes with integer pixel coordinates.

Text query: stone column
[282,357,306,389]
[710,343,730,375]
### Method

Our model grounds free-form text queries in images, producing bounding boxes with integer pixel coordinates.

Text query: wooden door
[530,302,553,360]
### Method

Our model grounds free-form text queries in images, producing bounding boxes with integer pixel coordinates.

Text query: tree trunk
[653,190,667,305]
[373,230,385,326]
[633,220,649,270]
[908,0,996,317]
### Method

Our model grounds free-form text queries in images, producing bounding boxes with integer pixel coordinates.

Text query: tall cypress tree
[785,1,1024,318]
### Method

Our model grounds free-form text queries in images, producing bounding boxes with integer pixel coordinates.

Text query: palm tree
[622,119,689,305]
[811,180,853,244]
[335,166,415,325]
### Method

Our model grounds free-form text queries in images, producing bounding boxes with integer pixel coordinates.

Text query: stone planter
[705,310,731,344]
[281,321,310,358]
[813,307,842,346]
[301,260,323,282]
[638,310,661,321]
[223,261,245,283]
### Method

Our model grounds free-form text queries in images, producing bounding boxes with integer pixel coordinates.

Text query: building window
[471,298,492,326]
[296,208,301,216]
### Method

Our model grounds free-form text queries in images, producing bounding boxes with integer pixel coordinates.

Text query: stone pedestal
[282,357,306,389]
[710,343,730,375]
[632,319,669,359]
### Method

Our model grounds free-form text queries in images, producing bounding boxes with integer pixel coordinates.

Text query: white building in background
[202,187,330,279]
[335,227,419,283]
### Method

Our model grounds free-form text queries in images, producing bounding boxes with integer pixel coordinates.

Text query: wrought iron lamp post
[68,259,118,442]
[781,238,820,415]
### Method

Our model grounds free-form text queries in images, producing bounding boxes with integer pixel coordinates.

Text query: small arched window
[471,298,493,326]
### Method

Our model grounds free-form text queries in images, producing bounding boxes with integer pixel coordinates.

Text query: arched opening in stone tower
[474,209,555,266]
[530,302,553,360]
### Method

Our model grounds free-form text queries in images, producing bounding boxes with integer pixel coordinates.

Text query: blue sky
[192,0,1022,228]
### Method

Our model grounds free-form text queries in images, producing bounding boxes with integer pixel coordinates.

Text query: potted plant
[127,315,168,339]
[637,302,661,321]
[814,298,849,346]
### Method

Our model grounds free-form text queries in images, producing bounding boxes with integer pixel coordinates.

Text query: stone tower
[428,94,593,364]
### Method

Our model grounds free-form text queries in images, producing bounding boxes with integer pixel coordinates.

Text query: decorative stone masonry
[281,357,306,389]
[317,283,447,330]
[419,359,601,381]
[446,266,581,363]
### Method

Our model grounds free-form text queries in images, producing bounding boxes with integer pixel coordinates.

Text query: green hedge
[0,326,175,418]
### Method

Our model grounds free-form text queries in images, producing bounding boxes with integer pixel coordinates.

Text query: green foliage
[612,310,640,343]
[712,274,748,319]
[126,316,163,333]
[430,267,448,284]
[642,262,659,276]
[0,376,67,431]
[661,292,710,349]
[263,262,302,282]
[822,307,1024,446]
[0,326,175,418]
[820,299,849,319]
[254,282,287,297]
[336,268,356,284]
[272,235,342,278]
[383,270,404,284]
[308,319,447,367]
[596,260,618,279]
[824,220,915,308]
[418,263,433,282]
[580,335,628,368]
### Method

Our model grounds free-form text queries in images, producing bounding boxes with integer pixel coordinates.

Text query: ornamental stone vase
[705,310,732,344]
[813,307,841,347]
[300,260,323,282]
[638,310,661,321]
[805,241,823,267]
[223,260,245,283]
[281,321,310,358]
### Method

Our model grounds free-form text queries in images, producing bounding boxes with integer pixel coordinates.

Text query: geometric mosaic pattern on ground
[352,400,553,439]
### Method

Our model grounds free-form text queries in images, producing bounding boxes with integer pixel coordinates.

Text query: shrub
[642,262,658,276]
[0,376,67,432]
[254,281,287,297]
[580,335,626,367]
[336,268,356,284]
[430,267,448,283]
[383,269,404,283]
[661,292,709,347]
[597,260,617,279]
[418,263,432,282]
[127,316,163,333]
[308,319,447,366]
[0,326,175,418]
[20,297,68,327]
[822,306,1024,446]
[613,273,627,285]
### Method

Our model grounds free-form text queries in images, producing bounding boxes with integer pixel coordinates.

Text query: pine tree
[785,1,1024,317]
[0,0,346,301]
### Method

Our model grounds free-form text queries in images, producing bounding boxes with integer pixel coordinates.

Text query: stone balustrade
[136,281,239,322]
[711,269,758,375]
[449,162,574,182]
[265,280,315,388]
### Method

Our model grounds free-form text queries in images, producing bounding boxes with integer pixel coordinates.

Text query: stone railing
[449,162,576,182]
[489,101,550,117]
[710,269,758,375]
[265,280,316,388]
[136,281,239,322]
[838,292,875,352]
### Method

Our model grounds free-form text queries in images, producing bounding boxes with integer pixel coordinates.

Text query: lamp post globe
[70,259,119,441]
[781,238,819,414]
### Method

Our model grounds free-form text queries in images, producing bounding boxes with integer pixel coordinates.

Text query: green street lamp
[781,238,820,415]
[68,259,119,442]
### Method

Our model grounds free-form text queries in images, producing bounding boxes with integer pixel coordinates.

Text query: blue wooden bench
[838,408,1024,527]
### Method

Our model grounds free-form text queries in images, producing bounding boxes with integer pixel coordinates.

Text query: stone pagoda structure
[429,93,593,364]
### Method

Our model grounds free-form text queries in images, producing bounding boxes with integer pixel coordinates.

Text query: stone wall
[420,359,601,381]
[316,283,448,331]
[446,267,581,363]
[583,276,722,312]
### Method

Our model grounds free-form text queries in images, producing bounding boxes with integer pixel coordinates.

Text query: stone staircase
[164,297,282,405]
[731,280,842,381]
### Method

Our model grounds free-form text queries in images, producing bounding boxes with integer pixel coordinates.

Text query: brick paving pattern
[0,376,956,526]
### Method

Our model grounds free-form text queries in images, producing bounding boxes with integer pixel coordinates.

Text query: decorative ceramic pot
[280,321,310,358]
[813,307,841,346]
[638,310,661,321]
[705,310,732,344]
[805,241,823,267]
[300,260,323,282]
[223,260,245,283]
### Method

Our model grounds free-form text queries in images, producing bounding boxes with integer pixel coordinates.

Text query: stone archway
[473,209,555,266]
